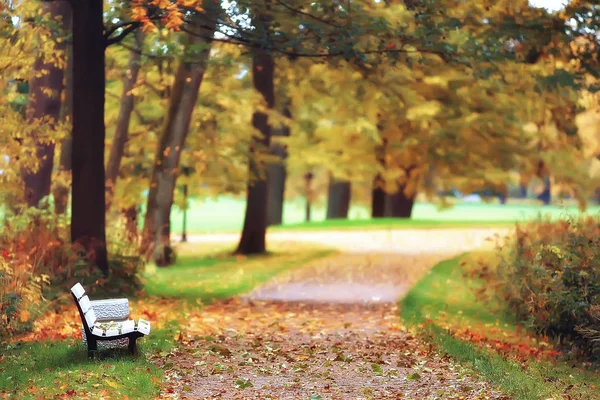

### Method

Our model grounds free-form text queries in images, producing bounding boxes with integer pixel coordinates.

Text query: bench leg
[128,337,138,355]
[87,338,97,358]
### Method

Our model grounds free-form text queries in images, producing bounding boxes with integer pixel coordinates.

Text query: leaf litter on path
[157,248,510,399]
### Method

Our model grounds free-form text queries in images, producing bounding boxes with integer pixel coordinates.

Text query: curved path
[161,228,513,399]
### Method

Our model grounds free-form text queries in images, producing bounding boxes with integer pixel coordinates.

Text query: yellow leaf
[105,379,119,388]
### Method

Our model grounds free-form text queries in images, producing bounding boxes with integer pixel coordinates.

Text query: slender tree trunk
[53,35,74,215]
[304,172,313,223]
[71,0,108,274]
[142,12,216,265]
[267,106,290,226]
[21,1,70,208]
[371,140,387,218]
[236,31,275,254]
[105,30,143,210]
[326,177,351,219]
[535,160,551,205]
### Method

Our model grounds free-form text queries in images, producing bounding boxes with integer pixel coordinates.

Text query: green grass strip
[400,255,600,400]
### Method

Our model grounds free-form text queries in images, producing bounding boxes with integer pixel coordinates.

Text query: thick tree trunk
[371,174,386,218]
[105,30,143,210]
[142,13,216,265]
[71,0,108,274]
[326,177,351,219]
[236,46,275,255]
[53,35,74,215]
[384,166,419,219]
[21,1,70,208]
[266,106,290,226]
[384,187,416,218]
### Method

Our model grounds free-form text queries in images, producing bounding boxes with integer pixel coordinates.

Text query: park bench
[70,283,151,357]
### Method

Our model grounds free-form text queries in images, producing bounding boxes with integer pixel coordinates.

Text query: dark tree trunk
[236,45,275,255]
[71,0,108,274]
[371,138,387,218]
[304,172,313,223]
[371,174,386,218]
[266,106,290,226]
[142,12,216,265]
[105,30,143,210]
[519,185,527,198]
[535,161,551,205]
[326,177,351,219]
[21,1,70,208]
[537,176,551,205]
[384,187,416,218]
[53,34,74,215]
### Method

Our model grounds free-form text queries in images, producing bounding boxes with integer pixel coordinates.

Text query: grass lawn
[400,254,600,400]
[1,243,335,399]
[155,196,600,234]
[0,328,176,399]
[144,241,336,302]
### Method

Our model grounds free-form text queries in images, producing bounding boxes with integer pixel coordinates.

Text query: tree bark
[53,33,74,215]
[371,174,386,218]
[21,1,70,208]
[371,140,386,218]
[384,186,416,218]
[142,12,216,265]
[236,40,275,255]
[535,160,551,205]
[266,106,290,226]
[326,177,351,219]
[304,172,313,223]
[384,166,419,218]
[105,30,144,210]
[71,0,108,274]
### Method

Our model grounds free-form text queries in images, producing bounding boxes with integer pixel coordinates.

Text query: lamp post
[181,166,191,243]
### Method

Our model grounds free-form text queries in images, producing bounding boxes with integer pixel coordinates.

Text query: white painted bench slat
[71,283,85,299]
[121,320,135,334]
[137,319,151,335]
[84,307,97,328]
[79,295,91,314]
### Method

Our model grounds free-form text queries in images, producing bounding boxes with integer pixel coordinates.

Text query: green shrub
[471,217,600,360]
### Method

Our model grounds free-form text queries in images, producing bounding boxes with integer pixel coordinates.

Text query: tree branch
[105,22,141,47]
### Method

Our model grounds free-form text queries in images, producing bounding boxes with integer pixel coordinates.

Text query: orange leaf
[19,310,30,323]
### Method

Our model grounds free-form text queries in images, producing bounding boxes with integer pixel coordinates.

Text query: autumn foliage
[469,218,600,361]
[0,208,144,339]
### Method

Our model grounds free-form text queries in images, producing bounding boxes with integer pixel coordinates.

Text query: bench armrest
[90,298,130,321]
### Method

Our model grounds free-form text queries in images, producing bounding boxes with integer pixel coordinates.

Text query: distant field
[155,196,600,234]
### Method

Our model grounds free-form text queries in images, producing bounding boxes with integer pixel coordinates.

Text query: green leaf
[406,372,421,380]
[234,378,253,389]
[371,363,383,376]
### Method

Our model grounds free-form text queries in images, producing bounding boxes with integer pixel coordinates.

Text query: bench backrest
[71,283,97,337]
